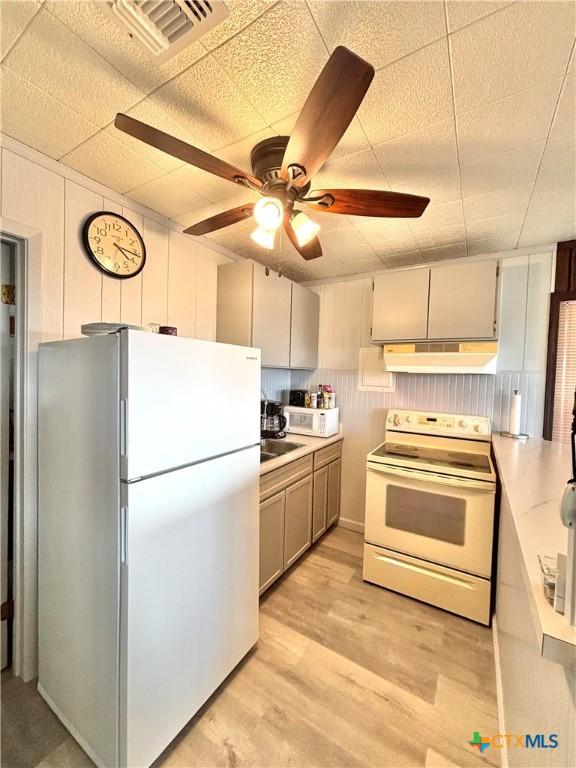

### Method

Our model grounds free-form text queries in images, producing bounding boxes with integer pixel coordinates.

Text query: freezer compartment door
[121,331,260,480]
[120,446,259,768]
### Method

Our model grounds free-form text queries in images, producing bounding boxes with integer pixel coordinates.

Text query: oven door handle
[367,463,495,492]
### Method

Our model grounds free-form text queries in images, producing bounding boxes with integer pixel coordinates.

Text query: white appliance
[381,342,498,374]
[363,409,496,625]
[284,405,340,438]
[38,330,261,768]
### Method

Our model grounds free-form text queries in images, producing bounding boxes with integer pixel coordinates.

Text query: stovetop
[371,441,493,475]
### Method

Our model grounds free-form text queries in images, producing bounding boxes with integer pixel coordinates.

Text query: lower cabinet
[312,465,329,542]
[259,491,286,594]
[259,441,342,595]
[284,475,313,569]
[327,458,341,527]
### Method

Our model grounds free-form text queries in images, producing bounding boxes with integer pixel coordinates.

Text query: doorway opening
[1,238,17,671]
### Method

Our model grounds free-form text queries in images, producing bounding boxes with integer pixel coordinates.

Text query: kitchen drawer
[313,440,342,470]
[260,455,313,501]
[362,543,491,625]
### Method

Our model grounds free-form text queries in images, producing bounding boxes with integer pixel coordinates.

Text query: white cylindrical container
[509,389,522,435]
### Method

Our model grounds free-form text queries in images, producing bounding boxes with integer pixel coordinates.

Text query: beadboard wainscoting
[261,367,292,403]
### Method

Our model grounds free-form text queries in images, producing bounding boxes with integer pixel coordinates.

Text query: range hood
[381,342,498,374]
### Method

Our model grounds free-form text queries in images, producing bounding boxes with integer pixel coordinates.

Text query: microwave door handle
[367,464,495,492]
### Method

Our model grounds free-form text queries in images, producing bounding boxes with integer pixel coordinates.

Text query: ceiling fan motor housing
[250,136,311,197]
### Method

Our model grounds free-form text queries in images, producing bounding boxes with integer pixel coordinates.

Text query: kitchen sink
[260,439,305,463]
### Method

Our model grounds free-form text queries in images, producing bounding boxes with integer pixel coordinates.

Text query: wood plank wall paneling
[1,149,65,340]
[195,243,218,340]
[141,217,169,328]
[167,230,197,337]
[63,180,103,338]
[0,146,230,342]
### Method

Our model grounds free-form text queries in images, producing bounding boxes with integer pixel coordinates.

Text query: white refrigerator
[38,330,261,768]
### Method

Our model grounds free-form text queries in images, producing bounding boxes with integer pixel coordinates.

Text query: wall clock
[82,211,146,279]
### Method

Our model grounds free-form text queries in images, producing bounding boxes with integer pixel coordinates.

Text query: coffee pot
[261,400,286,439]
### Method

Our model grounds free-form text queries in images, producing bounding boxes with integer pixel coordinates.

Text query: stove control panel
[386,410,492,440]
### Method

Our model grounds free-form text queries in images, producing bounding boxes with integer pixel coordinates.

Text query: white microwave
[284,406,340,438]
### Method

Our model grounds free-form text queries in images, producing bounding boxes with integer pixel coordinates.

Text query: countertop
[260,430,343,475]
[492,434,576,661]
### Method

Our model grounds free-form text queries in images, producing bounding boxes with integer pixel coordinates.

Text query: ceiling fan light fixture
[251,226,276,250]
[291,212,321,247]
[253,197,283,231]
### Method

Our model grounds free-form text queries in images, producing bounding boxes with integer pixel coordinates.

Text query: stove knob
[474,423,483,433]
[406,415,415,424]
[393,414,403,426]
[458,419,468,428]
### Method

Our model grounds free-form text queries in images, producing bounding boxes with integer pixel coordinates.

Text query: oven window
[386,485,466,545]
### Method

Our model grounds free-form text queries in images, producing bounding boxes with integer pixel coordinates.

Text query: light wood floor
[2,528,500,768]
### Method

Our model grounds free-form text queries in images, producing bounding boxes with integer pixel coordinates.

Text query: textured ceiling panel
[445,1,513,33]
[62,131,164,192]
[2,0,574,280]
[149,53,267,150]
[126,173,213,218]
[307,0,446,70]
[455,79,562,165]
[357,40,453,145]
[4,8,143,125]
[0,0,41,60]
[0,64,99,159]
[460,141,544,199]
[375,119,460,204]
[450,1,576,111]
[463,185,533,223]
[212,1,328,124]
[43,0,206,95]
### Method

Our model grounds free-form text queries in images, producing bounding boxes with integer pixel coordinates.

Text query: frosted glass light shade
[291,212,320,247]
[250,226,276,250]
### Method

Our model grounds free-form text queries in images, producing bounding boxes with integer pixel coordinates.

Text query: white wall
[290,251,554,531]
[0,134,233,679]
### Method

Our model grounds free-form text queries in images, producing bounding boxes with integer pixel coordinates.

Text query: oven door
[365,462,495,578]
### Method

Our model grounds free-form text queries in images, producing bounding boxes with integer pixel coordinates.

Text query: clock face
[82,212,146,279]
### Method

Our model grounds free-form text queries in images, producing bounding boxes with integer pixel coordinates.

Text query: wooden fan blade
[183,204,254,236]
[115,114,262,189]
[284,215,322,261]
[303,189,430,218]
[280,47,374,187]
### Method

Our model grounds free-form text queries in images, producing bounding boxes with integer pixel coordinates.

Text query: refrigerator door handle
[120,399,127,458]
[120,507,127,563]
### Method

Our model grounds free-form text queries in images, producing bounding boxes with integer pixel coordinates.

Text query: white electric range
[363,409,496,625]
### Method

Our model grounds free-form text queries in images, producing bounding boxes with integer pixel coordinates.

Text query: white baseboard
[492,616,508,768]
[337,517,364,534]
[37,684,107,768]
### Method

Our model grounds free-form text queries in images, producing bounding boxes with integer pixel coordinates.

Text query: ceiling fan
[115,46,430,261]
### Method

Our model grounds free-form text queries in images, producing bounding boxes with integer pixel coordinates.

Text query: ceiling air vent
[100,0,229,62]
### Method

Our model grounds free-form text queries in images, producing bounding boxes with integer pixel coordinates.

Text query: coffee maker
[261,400,286,439]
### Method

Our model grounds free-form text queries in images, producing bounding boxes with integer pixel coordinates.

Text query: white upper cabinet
[428,260,498,340]
[217,260,317,368]
[252,263,292,367]
[290,282,319,369]
[371,259,500,342]
[372,269,430,342]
